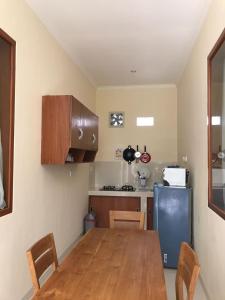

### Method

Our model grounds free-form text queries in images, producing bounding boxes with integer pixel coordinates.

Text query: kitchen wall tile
[90,160,178,190]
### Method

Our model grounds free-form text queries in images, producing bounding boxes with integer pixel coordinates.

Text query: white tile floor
[164,269,208,300]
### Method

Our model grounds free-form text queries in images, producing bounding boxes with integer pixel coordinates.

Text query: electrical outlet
[182,155,188,162]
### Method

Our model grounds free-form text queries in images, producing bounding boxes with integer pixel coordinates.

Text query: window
[208,28,225,220]
[0,28,15,217]
[136,117,154,127]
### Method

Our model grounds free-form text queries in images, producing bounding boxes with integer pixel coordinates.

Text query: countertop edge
[88,190,153,197]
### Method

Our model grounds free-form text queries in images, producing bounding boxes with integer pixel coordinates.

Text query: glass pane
[211,41,225,210]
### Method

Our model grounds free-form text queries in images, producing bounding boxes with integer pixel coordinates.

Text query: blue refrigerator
[153,184,192,268]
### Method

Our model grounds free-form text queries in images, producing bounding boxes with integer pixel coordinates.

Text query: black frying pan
[123,145,135,164]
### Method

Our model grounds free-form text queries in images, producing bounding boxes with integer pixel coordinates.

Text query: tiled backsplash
[89,160,177,190]
[89,161,124,188]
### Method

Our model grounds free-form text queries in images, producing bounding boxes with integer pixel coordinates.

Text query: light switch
[182,155,188,162]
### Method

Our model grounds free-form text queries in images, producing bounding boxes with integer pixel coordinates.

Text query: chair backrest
[176,242,200,300]
[109,210,144,230]
[26,233,58,294]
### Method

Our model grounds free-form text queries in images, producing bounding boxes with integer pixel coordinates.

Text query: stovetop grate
[100,185,136,192]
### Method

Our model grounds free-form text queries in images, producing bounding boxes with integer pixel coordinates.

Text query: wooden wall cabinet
[89,196,141,228]
[41,95,98,164]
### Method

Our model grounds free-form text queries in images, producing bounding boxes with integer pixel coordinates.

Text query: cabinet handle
[92,133,96,144]
[78,128,84,140]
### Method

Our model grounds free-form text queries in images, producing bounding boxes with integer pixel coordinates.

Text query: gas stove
[100,185,136,192]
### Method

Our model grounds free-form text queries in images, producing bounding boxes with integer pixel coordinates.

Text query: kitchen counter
[88,189,153,229]
[88,188,153,197]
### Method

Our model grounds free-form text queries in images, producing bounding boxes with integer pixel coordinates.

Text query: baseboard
[21,233,83,300]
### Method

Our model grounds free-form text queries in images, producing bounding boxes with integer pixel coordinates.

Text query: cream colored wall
[177,0,225,299]
[0,0,96,299]
[96,85,177,162]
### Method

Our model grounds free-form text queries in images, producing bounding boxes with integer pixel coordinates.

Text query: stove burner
[121,185,135,191]
[102,185,116,191]
[100,185,135,192]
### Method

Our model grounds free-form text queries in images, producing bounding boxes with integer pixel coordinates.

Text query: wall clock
[109,112,124,127]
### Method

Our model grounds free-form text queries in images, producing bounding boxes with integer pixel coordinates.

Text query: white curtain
[0,130,6,209]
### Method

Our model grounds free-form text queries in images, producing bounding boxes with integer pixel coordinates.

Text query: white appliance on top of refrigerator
[163,167,187,187]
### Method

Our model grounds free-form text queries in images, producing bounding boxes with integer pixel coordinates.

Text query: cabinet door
[89,196,140,228]
[90,113,98,151]
[113,197,140,211]
[81,106,93,150]
[71,97,84,149]
[81,106,98,151]
[42,95,71,164]
[89,196,114,228]
[71,98,98,152]
[147,197,153,230]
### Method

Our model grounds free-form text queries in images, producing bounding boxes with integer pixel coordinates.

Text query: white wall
[177,0,225,299]
[0,0,96,299]
[96,85,177,162]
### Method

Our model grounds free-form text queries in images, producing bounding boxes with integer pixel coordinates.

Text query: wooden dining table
[33,228,168,300]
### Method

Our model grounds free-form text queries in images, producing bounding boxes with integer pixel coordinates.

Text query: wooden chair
[26,233,58,294]
[175,242,200,300]
[109,210,144,230]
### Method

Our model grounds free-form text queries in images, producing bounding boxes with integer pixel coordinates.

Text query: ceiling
[26,0,212,86]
